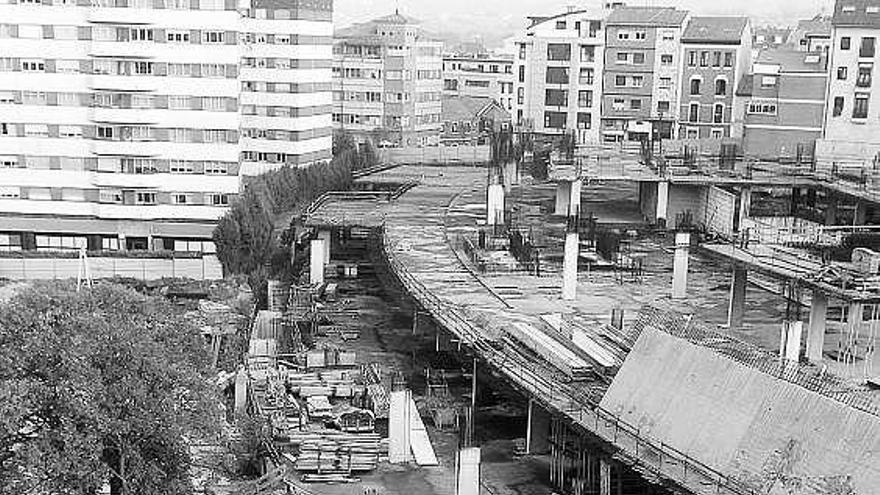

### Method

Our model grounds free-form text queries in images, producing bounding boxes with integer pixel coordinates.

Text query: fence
[378,145,491,166]
[0,254,223,281]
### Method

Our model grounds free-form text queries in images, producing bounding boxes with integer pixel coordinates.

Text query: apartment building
[820,0,880,161]
[512,5,608,145]
[738,49,828,159]
[332,12,444,147]
[601,6,689,142]
[678,16,752,140]
[0,0,333,253]
[442,52,515,111]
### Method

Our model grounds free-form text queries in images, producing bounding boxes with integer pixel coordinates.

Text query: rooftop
[441,96,509,123]
[796,14,833,37]
[756,48,827,73]
[335,11,431,40]
[833,0,880,27]
[606,6,689,26]
[682,16,749,44]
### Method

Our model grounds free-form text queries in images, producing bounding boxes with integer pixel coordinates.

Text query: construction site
[225,139,880,495]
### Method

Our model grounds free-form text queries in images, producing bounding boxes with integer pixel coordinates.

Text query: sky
[334,0,834,47]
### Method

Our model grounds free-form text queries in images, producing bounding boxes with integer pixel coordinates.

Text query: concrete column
[317,229,332,265]
[727,266,748,328]
[389,389,412,464]
[456,447,481,495]
[855,202,868,226]
[502,160,518,189]
[562,231,579,301]
[671,232,690,299]
[555,181,572,216]
[656,180,670,228]
[234,368,248,418]
[780,320,804,362]
[738,186,752,230]
[309,239,325,285]
[525,399,551,454]
[487,183,505,226]
[569,179,582,217]
[806,290,828,363]
[600,458,612,495]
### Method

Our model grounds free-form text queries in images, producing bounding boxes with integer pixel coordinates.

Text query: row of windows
[0,186,231,206]
[831,94,871,120]
[442,61,513,74]
[686,50,735,69]
[0,233,217,254]
[550,20,602,38]
[0,24,232,43]
[0,58,238,78]
[0,155,235,175]
[241,81,331,93]
[684,103,727,124]
[0,123,238,143]
[331,113,442,127]
[839,36,876,58]
[546,43,598,63]
[544,89,594,108]
[544,67,595,85]
[3,0,229,10]
[332,90,442,103]
[0,90,235,111]
[836,63,873,88]
[688,78,728,96]
[241,128,331,141]
[543,111,592,130]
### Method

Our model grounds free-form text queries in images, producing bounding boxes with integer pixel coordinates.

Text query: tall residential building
[601,6,689,142]
[678,16,752,140]
[442,52,515,111]
[332,12,444,147]
[738,49,828,159]
[820,0,880,161]
[512,5,609,145]
[0,0,333,253]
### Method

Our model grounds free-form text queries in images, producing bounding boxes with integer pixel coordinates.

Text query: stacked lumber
[293,432,381,473]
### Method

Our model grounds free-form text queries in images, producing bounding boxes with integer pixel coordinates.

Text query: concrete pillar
[855,202,868,226]
[309,239,325,285]
[562,231,579,301]
[487,183,505,226]
[806,290,828,363]
[738,186,752,230]
[555,181,572,216]
[569,179,582,217]
[502,160,518,189]
[234,368,248,418]
[727,266,748,329]
[455,447,481,495]
[525,399,551,454]
[389,389,412,464]
[780,320,804,362]
[656,180,670,228]
[317,229,332,265]
[671,232,690,299]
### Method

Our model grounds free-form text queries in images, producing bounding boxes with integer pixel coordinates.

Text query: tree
[0,282,219,495]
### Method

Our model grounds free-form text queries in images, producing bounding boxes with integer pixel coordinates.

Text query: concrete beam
[672,232,690,299]
[309,238,325,285]
[727,266,748,328]
[806,290,828,363]
[525,399,551,455]
[487,183,505,226]
[562,231,579,301]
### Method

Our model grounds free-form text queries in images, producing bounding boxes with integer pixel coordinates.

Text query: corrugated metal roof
[606,6,689,26]
[682,16,749,43]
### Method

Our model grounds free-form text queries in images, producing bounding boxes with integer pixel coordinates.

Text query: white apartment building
[819,0,880,165]
[442,53,515,111]
[0,0,332,253]
[332,12,444,147]
[512,4,609,145]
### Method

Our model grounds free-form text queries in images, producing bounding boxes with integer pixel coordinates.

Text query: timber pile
[293,432,381,473]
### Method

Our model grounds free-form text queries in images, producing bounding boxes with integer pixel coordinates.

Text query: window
[172,194,189,205]
[202,31,225,44]
[545,89,568,106]
[657,101,670,113]
[24,124,48,137]
[715,79,727,96]
[577,90,593,108]
[616,52,628,63]
[660,54,673,65]
[576,112,591,130]
[517,87,524,105]
[631,76,643,87]
[170,160,194,173]
[168,64,192,77]
[659,77,672,88]
[589,21,600,38]
[579,45,594,63]
[204,162,229,175]
[0,91,12,103]
[578,68,594,85]
[617,31,630,40]
[686,128,699,139]
[0,123,10,136]
[55,59,80,74]
[518,65,525,83]
[130,28,153,41]
[713,104,724,124]
[168,96,190,110]
[711,128,724,139]
[136,192,157,205]
[724,53,733,68]
[555,20,566,30]
[634,31,646,40]
[167,30,190,43]
[0,187,20,199]
[202,96,226,111]
[861,37,876,58]
[131,95,152,108]
[662,30,675,41]
[545,67,569,84]
[841,36,851,50]
[547,43,571,61]
[203,129,227,143]
[208,193,229,206]
[615,75,627,87]
[630,99,642,110]
[133,62,154,75]
[518,43,526,60]
[747,101,777,115]
[59,125,82,138]
[100,189,123,204]
[700,51,709,67]
[612,98,625,111]
[22,91,46,104]
[632,52,645,64]
[690,78,701,95]
[713,51,721,67]
[201,64,226,78]
[689,103,699,122]
[21,59,45,72]
[543,111,566,129]
[853,93,869,119]
[833,96,844,117]
[688,51,697,67]
[18,24,42,39]
[761,76,777,87]
[858,64,873,87]
[169,128,190,142]
[838,67,849,80]
[53,25,78,40]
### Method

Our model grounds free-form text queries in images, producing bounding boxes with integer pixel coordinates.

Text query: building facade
[601,6,689,142]
[440,95,511,146]
[512,5,608,145]
[442,52,514,111]
[0,0,333,253]
[739,49,828,159]
[789,15,833,53]
[678,16,752,140]
[820,0,880,162]
[332,12,443,147]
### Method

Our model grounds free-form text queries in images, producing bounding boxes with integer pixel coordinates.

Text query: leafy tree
[0,282,219,495]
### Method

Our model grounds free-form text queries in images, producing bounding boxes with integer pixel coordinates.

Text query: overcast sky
[335,0,834,44]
